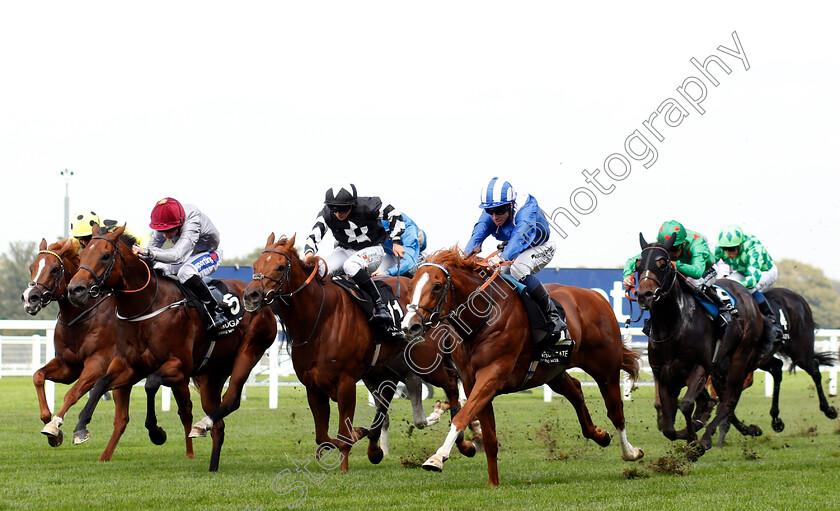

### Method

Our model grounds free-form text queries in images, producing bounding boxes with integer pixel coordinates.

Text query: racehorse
[752,288,837,432]
[634,233,764,450]
[22,237,194,457]
[241,234,475,473]
[400,248,644,486]
[66,226,277,471]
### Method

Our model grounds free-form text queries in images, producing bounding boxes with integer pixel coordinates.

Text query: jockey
[465,177,565,341]
[302,183,405,324]
[623,220,736,325]
[70,210,151,249]
[131,198,226,328]
[714,225,783,351]
[373,212,427,277]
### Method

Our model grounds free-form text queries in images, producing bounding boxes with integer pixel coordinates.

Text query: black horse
[756,288,838,432]
[634,233,764,451]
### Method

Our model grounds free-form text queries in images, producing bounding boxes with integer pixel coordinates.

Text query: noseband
[638,246,676,302]
[406,262,453,333]
[28,250,67,306]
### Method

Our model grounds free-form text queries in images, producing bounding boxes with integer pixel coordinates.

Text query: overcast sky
[2,2,838,279]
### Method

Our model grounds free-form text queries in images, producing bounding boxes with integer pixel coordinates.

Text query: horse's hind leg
[364,378,398,465]
[475,402,500,487]
[806,355,838,420]
[403,373,428,428]
[549,372,611,447]
[759,356,785,432]
[98,386,131,462]
[595,376,643,460]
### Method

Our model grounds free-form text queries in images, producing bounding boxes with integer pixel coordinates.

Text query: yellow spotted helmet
[70,210,101,238]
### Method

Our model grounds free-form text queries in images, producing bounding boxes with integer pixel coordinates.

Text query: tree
[775,259,840,329]
[0,241,59,321]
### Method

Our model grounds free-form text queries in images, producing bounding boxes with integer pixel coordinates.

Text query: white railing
[3,321,838,410]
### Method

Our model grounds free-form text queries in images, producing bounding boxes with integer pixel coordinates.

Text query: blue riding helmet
[479,177,517,209]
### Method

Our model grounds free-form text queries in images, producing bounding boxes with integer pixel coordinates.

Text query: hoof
[771,417,785,433]
[622,447,644,461]
[47,429,64,447]
[422,454,445,472]
[148,426,167,445]
[459,441,477,458]
[369,447,384,465]
[73,430,90,445]
[747,425,763,437]
[41,422,61,438]
[825,407,838,420]
[188,426,207,438]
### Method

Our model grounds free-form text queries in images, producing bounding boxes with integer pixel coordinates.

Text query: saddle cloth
[176,277,244,339]
[331,275,404,340]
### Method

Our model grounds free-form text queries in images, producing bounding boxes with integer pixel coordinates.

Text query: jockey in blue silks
[373,213,427,277]
[465,177,566,340]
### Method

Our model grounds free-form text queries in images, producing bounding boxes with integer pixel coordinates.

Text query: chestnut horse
[400,248,644,486]
[634,234,764,450]
[241,234,474,473]
[66,226,277,471]
[22,237,194,457]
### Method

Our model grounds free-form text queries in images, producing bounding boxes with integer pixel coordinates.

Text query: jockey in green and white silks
[624,220,735,326]
[714,224,782,348]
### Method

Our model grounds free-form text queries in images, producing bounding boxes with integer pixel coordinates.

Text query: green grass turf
[0,370,838,511]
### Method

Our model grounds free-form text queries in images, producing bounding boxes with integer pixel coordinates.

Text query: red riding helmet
[150,197,185,230]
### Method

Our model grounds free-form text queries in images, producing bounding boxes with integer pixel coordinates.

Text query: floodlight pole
[61,169,74,238]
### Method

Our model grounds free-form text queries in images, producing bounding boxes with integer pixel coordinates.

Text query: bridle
[406,263,454,334]
[251,248,323,347]
[27,250,67,307]
[638,245,676,303]
[251,249,319,306]
[77,235,152,298]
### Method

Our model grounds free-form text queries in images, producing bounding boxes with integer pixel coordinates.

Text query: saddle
[175,277,244,339]
[331,275,405,342]
[502,275,574,368]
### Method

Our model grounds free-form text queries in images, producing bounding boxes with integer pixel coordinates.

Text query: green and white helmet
[657,220,686,247]
[718,224,745,248]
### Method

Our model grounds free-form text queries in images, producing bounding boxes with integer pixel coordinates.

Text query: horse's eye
[433,282,443,293]
[50,267,58,275]
[277,264,286,273]
[656,259,667,270]
[102,252,111,261]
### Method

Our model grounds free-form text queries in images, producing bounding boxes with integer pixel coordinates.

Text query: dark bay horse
[66,226,277,471]
[400,248,644,486]
[634,234,764,450]
[754,288,837,431]
[22,238,194,457]
[242,234,474,473]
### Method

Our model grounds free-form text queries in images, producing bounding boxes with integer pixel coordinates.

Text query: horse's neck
[447,271,502,339]
[274,269,325,341]
[649,284,688,331]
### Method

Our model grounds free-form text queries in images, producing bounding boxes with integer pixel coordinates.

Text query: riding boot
[351,271,392,325]
[701,285,737,326]
[184,275,227,329]
[529,282,567,341]
[755,294,783,363]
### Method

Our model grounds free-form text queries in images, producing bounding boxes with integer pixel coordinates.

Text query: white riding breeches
[504,241,556,281]
[325,245,385,277]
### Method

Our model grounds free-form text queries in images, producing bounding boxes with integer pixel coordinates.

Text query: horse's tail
[815,351,838,369]
[620,341,641,382]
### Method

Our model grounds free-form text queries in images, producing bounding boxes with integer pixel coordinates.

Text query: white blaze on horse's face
[401,272,430,330]
[22,258,47,305]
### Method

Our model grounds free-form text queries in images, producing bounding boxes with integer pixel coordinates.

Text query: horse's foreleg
[475,402,499,487]
[422,365,503,473]
[702,352,759,450]
[73,358,136,445]
[170,383,195,459]
[676,366,708,442]
[35,358,79,446]
[548,372,611,447]
[446,392,476,457]
[198,376,225,472]
[364,378,398,465]
[98,386,131,462]
[403,373,428,428]
[335,378,361,473]
[656,383,684,442]
[144,374,167,445]
[596,377,643,460]
[653,376,665,432]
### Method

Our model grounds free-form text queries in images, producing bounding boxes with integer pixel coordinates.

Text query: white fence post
[543,384,552,402]
[45,328,55,412]
[161,387,171,411]
[269,336,279,409]
[764,370,773,397]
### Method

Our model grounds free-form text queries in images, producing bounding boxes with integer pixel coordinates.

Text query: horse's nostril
[408,324,422,337]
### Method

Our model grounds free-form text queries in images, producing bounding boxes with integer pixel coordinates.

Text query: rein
[405,262,455,332]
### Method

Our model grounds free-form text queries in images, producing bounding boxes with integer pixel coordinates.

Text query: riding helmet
[657,220,686,247]
[324,184,357,206]
[70,210,101,238]
[150,198,185,231]
[479,177,517,209]
[717,225,745,248]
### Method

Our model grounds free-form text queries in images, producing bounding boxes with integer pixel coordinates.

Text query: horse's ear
[265,232,275,248]
[639,232,649,250]
[92,224,100,236]
[39,238,47,251]
[663,232,676,252]
[113,225,126,238]
[288,233,296,247]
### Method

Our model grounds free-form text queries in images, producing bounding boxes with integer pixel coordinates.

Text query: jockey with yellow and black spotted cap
[70,210,151,248]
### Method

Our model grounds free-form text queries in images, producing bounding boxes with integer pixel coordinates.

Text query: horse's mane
[426,246,484,274]
[272,236,322,281]
[48,238,82,266]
